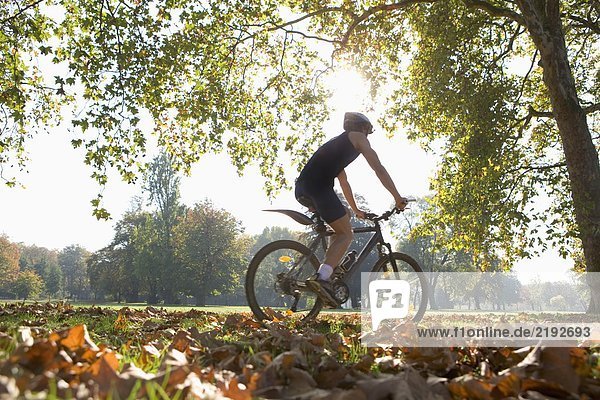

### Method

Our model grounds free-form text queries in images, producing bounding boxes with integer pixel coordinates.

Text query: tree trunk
[195,291,206,307]
[429,273,439,309]
[516,0,600,311]
[147,283,159,305]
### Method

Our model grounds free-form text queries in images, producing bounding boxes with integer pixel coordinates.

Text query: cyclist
[295,112,409,307]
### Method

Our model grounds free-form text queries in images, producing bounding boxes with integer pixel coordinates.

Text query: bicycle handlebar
[363,198,416,222]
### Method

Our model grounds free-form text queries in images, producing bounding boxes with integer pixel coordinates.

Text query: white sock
[317,264,334,281]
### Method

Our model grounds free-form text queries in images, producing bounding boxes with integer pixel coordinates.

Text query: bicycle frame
[299,220,395,283]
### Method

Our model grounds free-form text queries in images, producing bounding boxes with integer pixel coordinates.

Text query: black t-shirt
[297,131,360,188]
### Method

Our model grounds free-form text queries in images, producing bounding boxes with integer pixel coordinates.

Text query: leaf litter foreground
[0,303,599,399]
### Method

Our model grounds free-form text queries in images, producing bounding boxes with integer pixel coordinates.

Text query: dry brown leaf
[281,352,296,371]
[138,343,161,369]
[12,340,58,374]
[536,347,581,395]
[211,344,239,362]
[88,350,119,377]
[169,330,194,353]
[247,350,273,369]
[401,347,457,375]
[315,355,348,389]
[353,354,374,373]
[311,333,326,347]
[521,378,579,399]
[224,313,244,329]
[83,351,120,397]
[217,375,255,400]
[317,388,369,400]
[113,310,128,331]
[448,375,494,400]
[60,324,86,352]
[355,376,408,400]
[282,368,318,397]
[489,372,521,399]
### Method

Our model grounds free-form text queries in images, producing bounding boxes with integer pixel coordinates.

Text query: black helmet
[343,112,373,134]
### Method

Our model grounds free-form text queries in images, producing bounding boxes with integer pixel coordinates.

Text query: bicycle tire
[245,240,323,322]
[371,252,428,322]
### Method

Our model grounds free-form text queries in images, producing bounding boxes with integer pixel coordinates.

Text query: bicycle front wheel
[245,240,323,322]
[371,252,428,322]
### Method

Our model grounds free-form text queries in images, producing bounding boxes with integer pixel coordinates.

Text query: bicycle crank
[332,279,349,304]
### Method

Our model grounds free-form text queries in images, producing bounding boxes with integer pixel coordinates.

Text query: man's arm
[337,169,366,218]
[348,131,408,209]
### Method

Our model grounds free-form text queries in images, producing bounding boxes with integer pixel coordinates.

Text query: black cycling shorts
[295,179,347,223]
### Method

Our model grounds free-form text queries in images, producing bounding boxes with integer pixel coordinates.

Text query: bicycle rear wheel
[245,240,323,322]
[370,252,428,322]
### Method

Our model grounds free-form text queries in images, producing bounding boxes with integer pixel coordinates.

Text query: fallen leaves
[0,303,598,399]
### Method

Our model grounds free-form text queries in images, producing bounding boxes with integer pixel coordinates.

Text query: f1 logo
[369,279,411,330]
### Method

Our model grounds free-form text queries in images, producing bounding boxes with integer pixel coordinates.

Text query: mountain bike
[245,206,428,322]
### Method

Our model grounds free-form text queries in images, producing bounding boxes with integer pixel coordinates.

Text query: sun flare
[326,67,370,112]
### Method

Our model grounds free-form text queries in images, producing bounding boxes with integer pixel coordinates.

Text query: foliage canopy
[2,0,599,274]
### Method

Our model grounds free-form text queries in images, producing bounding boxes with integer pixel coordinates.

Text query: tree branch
[584,103,600,114]
[502,161,566,205]
[1,0,45,25]
[529,103,600,118]
[340,0,441,46]
[567,14,600,34]
[462,0,525,25]
[237,8,347,46]
[508,161,567,174]
[528,105,554,118]
[489,23,525,67]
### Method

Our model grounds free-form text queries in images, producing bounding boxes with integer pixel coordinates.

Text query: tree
[173,200,247,306]
[251,226,299,255]
[58,244,91,300]
[0,235,20,295]
[393,198,483,309]
[247,0,598,309]
[143,152,184,303]
[87,245,124,302]
[110,208,148,302]
[2,1,329,218]
[0,1,60,187]
[131,212,163,304]
[19,245,62,297]
[13,269,44,300]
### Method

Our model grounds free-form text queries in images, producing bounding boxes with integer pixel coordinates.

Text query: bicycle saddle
[263,209,314,226]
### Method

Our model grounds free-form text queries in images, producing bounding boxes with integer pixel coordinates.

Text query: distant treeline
[0,221,297,306]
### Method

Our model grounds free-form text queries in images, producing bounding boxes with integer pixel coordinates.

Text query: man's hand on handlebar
[354,209,367,219]
[364,199,417,222]
[395,196,410,211]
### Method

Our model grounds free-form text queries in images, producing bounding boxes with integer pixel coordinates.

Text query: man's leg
[308,212,353,306]
[323,211,353,270]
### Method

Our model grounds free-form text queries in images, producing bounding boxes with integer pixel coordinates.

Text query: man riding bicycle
[295,112,409,307]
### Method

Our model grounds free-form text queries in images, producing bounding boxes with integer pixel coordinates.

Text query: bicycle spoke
[246,240,322,322]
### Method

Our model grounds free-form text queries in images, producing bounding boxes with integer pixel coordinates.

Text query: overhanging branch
[1,0,45,25]
[341,0,440,46]
[462,0,525,25]
[567,14,600,34]
[585,103,600,114]
[529,103,600,119]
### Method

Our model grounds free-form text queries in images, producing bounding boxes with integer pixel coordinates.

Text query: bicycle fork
[378,242,399,271]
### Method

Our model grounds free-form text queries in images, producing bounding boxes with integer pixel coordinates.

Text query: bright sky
[0,66,572,282]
